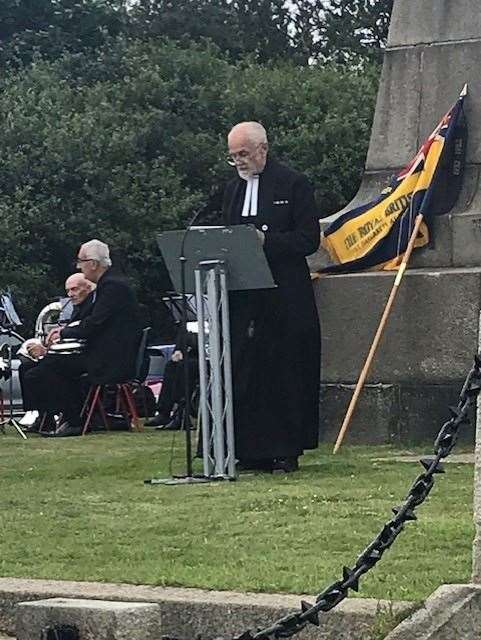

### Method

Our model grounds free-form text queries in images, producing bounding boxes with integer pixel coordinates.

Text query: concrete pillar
[366,0,481,269]
[370,1,481,171]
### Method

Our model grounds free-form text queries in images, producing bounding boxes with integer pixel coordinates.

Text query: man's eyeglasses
[226,143,263,166]
[73,257,94,268]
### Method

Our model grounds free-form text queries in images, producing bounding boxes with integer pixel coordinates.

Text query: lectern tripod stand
[149,224,275,484]
[195,259,235,478]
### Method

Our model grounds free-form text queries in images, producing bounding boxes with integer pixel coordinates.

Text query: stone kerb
[0,578,413,640]
[15,598,161,640]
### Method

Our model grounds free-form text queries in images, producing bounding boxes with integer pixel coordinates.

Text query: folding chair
[81,327,151,435]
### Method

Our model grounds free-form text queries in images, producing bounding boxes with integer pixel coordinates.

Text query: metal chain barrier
[230,354,481,640]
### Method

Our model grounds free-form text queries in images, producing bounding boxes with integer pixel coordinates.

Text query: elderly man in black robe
[223,121,321,473]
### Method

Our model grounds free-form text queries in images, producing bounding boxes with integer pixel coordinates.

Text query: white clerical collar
[241,175,259,217]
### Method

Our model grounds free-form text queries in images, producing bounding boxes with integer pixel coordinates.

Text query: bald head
[65,273,95,306]
[228,122,268,146]
[227,121,268,178]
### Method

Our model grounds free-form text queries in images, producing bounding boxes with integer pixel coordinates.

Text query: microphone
[180,206,206,258]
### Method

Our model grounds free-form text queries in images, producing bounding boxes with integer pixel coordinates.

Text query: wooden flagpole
[332,213,425,454]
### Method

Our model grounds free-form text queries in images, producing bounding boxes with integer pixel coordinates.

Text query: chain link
[228,355,481,640]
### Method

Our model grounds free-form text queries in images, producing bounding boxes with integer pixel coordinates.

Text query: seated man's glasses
[74,258,94,268]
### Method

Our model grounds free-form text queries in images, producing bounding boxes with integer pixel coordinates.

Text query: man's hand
[171,350,184,362]
[27,343,47,359]
[46,327,62,347]
[256,229,265,245]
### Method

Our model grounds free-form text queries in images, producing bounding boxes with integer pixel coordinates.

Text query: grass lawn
[0,430,474,603]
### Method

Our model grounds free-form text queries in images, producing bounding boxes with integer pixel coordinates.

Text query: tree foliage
[0,38,378,330]
[0,1,393,71]
[315,0,394,64]
[129,0,298,63]
[130,0,393,66]
[0,0,127,69]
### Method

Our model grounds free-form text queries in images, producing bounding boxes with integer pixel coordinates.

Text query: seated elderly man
[19,273,96,433]
[41,238,142,437]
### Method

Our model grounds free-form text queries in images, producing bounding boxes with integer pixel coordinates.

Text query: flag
[321,86,468,273]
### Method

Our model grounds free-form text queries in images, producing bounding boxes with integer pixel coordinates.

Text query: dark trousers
[22,354,89,426]
[18,357,38,411]
[157,358,198,417]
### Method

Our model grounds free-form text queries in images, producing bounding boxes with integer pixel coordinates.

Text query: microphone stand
[146,208,210,485]
[0,327,27,439]
[176,220,197,478]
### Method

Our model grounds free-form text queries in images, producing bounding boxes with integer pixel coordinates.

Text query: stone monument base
[312,267,481,445]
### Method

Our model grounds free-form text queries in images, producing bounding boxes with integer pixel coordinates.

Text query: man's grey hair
[229,121,268,146]
[82,239,112,267]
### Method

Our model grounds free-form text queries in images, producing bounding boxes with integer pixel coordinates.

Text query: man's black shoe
[166,412,182,430]
[155,419,180,431]
[155,411,184,431]
[39,430,57,437]
[41,415,57,433]
[237,458,274,472]
[24,414,56,434]
[144,414,170,427]
[23,417,42,433]
[46,421,82,438]
[24,425,40,434]
[271,456,299,473]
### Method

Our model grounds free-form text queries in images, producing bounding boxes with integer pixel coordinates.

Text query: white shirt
[241,175,259,217]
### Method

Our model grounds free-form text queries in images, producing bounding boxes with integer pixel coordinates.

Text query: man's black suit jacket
[61,269,141,384]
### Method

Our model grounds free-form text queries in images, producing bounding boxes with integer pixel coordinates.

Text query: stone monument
[312,0,481,446]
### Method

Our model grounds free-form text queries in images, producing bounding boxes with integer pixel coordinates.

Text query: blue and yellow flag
[322,87,467,273]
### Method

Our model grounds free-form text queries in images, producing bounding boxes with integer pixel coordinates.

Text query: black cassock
[222,157,321,462]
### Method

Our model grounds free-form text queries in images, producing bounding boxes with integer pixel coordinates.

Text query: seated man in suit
[19,273,96,432]
[43,238,142,437]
